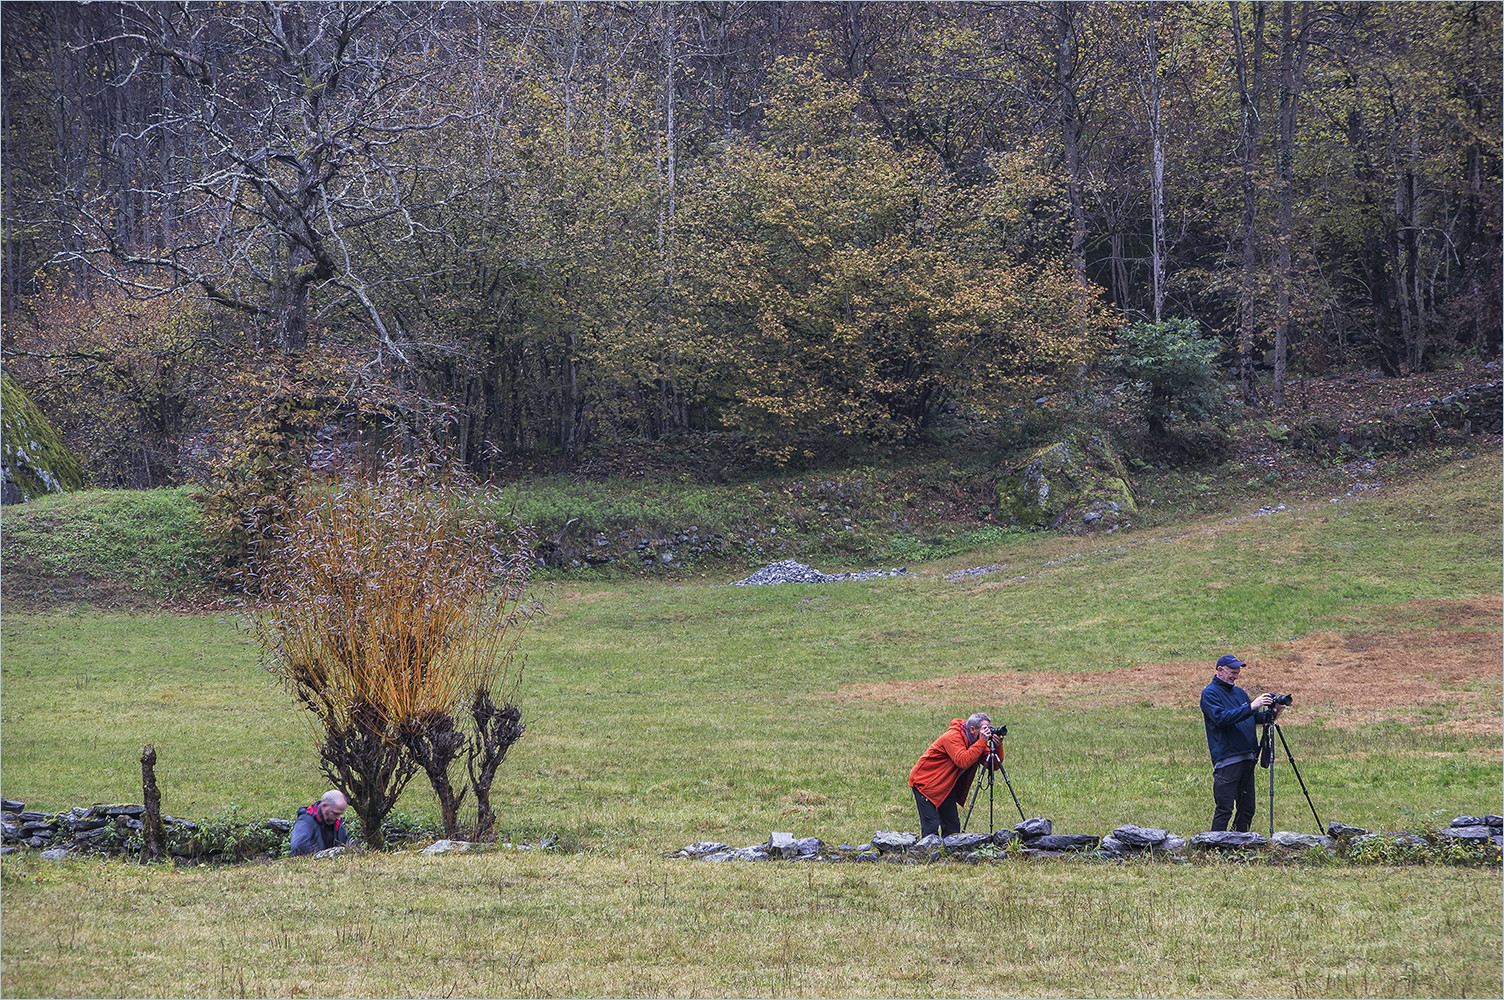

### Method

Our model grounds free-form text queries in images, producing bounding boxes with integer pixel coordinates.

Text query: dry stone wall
[669,815,1503,864]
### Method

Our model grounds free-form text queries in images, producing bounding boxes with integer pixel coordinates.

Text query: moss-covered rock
[2,370,86,503]
[995,431,1136,533]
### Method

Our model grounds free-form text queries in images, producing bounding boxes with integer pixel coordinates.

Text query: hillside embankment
[0,363,1498,606]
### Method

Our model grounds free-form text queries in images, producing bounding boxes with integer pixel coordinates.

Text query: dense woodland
[2,1,1499,485]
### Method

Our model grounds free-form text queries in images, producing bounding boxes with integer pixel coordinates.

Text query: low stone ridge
[731,559,913,586]
[0,798,544,861]
[669,812,1504,865]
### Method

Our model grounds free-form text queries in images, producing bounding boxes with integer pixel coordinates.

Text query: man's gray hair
[965,712,992,729]
[320,789,348,809]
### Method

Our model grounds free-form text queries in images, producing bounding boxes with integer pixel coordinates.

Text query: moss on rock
[995,431,1136,532]
[2,370,86,502]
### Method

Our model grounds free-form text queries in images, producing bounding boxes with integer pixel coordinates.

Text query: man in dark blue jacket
[1200,654,1283,832]
[290,789,349,856]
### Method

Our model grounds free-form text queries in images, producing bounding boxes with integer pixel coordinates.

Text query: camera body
[987,724,1007,742]
[1265,692,1293,707]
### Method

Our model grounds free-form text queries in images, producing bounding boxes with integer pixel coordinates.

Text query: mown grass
[0,449,1498,997]
[1,851,1498,999]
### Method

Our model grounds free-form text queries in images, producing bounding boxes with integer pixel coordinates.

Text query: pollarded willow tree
[244,455,538,846]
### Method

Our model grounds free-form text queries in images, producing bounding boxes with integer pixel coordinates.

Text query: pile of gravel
[730,559,913,586]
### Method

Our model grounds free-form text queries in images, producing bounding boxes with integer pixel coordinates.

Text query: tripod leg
[1262,724,1275,839]
[961,772,983,833]
[1274,724,1324,834]
[988,767,995,832]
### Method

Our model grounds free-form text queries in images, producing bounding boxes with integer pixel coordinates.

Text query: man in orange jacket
[908,712,1001,837]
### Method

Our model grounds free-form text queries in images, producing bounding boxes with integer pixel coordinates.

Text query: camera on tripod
[1264,692,1293,707]
[986,724,1007,742]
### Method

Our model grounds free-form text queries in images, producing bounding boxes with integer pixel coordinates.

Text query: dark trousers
[1211,759,1257,832]
[913,781,968,838]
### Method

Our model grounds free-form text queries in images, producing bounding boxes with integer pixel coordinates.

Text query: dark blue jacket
[289,803,349,856]
[1200,678,1271,767]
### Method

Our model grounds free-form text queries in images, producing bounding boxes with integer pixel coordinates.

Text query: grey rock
[767,831,798,858]
[1109,824,1172,848]
[991,829,1017,847]
[18,812,49,823]
[1487,816,1503,828]
[723,847,770,861]
[422,839,472,854]
[1028,834,1099,852]
[942,832,993,851]
[1015,817,1052,840]
[39,847,72,861]
[105,805,146,818]
[795,836,822,857]
[1436,825,1494,843]
[1,800,24,812]
[1162,835,1186,852]
[0,846,16,856]
[1326,821,1369,840]
[73,828,109,843]
[69,818,107,832]
[1190,831,1269,850]
[872,830,917,852]
[1272,831,1334,850]
[681,842,728,857]
[1,822,16,841]
[914,834,944,851]
[264,817,292,833]
[312,845,347,859]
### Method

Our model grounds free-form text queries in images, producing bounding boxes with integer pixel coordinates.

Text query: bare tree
[57,2,474,356]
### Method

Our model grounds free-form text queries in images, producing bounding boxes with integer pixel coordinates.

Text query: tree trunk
[1230,0,1265,404]
[1143,1,1166,322]
[1054,2,1088,290]
[1272,1,1311,407]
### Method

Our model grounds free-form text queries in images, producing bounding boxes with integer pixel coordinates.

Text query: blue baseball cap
[1215,654,1246,669]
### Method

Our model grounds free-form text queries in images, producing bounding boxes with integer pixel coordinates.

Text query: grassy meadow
[1,448,1500,997]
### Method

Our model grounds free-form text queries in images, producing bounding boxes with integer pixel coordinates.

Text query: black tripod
[962,737,1026,833]
[1259,722,1324,838]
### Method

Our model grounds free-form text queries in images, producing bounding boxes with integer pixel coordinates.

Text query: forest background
[2,0,1499,486]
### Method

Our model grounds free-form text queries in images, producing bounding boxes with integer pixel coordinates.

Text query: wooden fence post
[141,744,163,861]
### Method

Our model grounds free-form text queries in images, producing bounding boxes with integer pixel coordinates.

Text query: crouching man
[290,789,349,856]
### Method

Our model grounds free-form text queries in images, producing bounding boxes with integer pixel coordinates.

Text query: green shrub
[1111,319,1228,438]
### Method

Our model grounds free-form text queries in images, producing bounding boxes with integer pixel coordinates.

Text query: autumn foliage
[243,456,538,845]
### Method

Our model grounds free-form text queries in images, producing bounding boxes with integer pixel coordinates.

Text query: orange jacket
[908,719,1002,809]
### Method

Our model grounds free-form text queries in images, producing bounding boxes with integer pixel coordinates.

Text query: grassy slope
[1,451,1497,840]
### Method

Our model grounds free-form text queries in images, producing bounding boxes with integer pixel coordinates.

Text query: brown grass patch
[831,597,1503,732]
